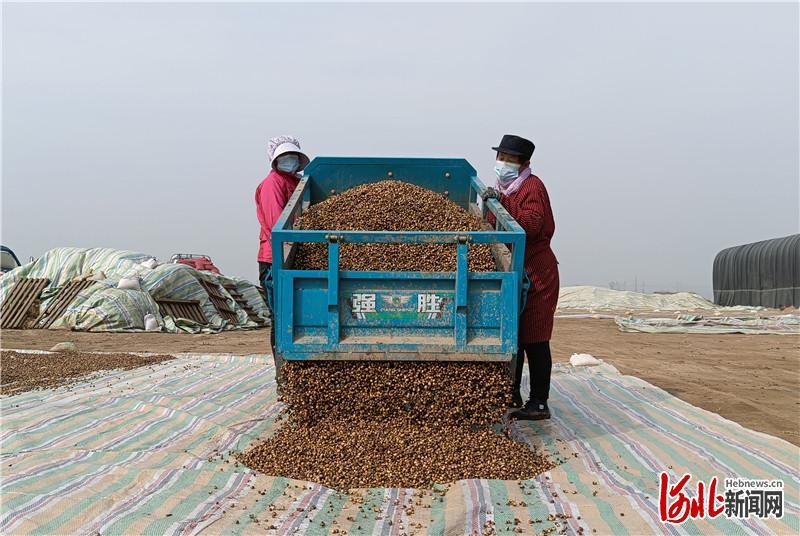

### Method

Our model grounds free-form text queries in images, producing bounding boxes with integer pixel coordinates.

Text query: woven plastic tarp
[558,286,764,313]
[713,234,800,309]
[1,353,796,535]
[615,314,800,335]
[0,248,268,333]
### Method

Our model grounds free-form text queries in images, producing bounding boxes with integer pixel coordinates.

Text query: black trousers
[513,341,552,402]
[259,262,282,390]
[258,262,276,353]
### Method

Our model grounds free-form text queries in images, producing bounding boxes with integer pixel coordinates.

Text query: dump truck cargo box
[270,157,527,366]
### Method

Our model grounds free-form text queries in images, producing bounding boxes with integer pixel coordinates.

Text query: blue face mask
[494,160,520,185]
[276,154,300,173]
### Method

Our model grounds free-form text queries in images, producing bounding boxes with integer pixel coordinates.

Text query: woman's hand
[481,187,501,201]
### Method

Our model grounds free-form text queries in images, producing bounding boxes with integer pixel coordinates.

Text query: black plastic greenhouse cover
[713,234,800,308]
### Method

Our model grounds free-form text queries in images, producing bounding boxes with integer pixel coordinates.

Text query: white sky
[2,2,798,297]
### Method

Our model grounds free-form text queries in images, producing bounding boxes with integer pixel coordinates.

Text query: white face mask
[494,160,520,185]
[276,154,300,173]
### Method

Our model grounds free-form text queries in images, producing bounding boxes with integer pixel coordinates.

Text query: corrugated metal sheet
[156,299,208,325]
[0,278,50,329]
[35,280,97,329]
[713,234,800,308]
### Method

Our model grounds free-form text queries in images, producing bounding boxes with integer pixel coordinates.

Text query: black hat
[492,134,535,160]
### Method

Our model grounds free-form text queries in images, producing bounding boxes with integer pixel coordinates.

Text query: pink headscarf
[496,166,531,196]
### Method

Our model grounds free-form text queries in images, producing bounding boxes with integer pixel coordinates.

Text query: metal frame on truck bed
[269,157,527,378]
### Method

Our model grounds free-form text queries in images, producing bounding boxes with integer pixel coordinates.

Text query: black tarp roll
[713,234,800,308]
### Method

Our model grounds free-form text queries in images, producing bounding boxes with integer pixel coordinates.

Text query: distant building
[713,234,799,308]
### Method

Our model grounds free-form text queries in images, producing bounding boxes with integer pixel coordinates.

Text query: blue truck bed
[270,157,527,370]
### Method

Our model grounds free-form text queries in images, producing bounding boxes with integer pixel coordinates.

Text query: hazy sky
[3,2,798,297]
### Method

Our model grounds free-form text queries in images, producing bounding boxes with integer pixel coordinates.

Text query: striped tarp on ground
[0,354,797,536]
[614,314,800,335]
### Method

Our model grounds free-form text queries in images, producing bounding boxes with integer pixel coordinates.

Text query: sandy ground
[2,319,798,445]
[550,319,800,446]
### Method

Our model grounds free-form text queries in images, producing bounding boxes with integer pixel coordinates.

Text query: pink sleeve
[258,178,289,233]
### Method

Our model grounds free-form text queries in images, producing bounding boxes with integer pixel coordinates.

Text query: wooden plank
[36,280,96,328]
[156,299,208,325]
[200,280,227,299]
[226,287,263,323]
[1,278,50,329]
[198,280,239,322]
[1,280,39,323]
[2,282,31,328]
[16,279,49,328]
[235,299,265,325]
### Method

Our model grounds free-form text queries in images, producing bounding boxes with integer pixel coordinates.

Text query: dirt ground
[2,319,798,445]
[550,319,799,446]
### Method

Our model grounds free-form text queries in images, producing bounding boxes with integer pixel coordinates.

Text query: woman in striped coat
[484,134,560,420]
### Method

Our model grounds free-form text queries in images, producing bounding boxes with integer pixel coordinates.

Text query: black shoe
[510,399,551,421]
[510,390,523,409]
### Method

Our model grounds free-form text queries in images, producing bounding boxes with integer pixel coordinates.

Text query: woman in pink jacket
[255,135,310,358]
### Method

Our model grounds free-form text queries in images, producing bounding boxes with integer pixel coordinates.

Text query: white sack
[140,258,159,270]
[570,353,601,367]
[117,277,141,290]
[144,313,160,331]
